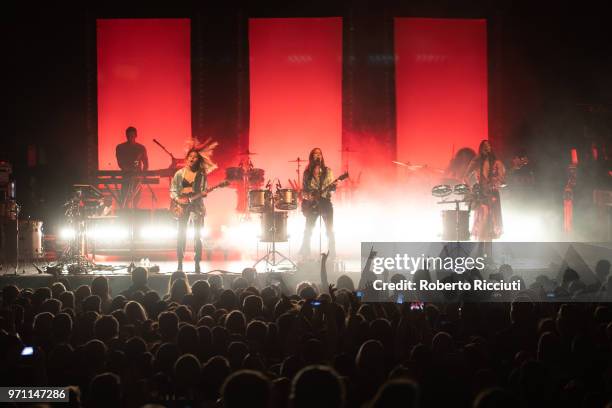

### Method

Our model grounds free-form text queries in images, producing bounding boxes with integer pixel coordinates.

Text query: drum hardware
[229,151,266,219]
[288,157,307,195]
[253,180,296,271]
[57,185,100,274]
[253,207,296,271]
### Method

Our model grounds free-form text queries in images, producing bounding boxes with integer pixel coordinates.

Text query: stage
[2,241,610,299]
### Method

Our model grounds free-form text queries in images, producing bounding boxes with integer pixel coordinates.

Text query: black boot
[195,262,201,274]
[177,260,183,272]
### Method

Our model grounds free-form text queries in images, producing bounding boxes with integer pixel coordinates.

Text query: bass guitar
[301,172,349,215]
[170,180,230,219]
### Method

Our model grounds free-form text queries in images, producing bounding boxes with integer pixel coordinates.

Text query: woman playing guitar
[170,148,211,273]
[300,148,346,259]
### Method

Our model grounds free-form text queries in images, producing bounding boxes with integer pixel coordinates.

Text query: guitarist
[170,149,209,273]
[300,148,336,259]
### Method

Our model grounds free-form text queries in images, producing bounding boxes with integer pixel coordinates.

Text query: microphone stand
[153,139,177,167]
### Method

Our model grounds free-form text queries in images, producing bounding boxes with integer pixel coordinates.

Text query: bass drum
[18,220,44,260]
[260,211,288,242]
[441,210,470,241]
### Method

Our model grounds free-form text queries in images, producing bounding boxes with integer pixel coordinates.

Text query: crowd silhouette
[1,255,612,407]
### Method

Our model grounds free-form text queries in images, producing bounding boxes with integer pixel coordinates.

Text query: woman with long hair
[464,140,506,243]
[300,147,336,258]
[170,143,215,273]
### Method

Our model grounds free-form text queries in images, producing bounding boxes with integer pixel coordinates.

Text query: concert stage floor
[1,242,610,296]
[0,258,360,296]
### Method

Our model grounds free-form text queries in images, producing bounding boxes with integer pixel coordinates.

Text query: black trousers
[300,198,335,256]
[177,209,204,263]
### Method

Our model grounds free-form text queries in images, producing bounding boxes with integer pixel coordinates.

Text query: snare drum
[275,189,297,211]
[248,189,272,213]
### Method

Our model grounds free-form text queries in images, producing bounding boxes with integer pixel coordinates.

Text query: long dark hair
[477,140,496,178]
[304,148,327,183]
[185,148,205,172]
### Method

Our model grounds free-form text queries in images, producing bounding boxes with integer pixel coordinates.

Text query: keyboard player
[115,126,149,208]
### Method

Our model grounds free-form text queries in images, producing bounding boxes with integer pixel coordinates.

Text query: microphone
[265,180,272,190]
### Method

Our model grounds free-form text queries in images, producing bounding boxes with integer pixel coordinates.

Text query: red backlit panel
[394,18,487,170]
[249,18,342,185]
[97,19,191,208]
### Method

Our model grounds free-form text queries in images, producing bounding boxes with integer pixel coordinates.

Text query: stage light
[221,219,260,248]
[88,225,129,243]
[501,212,545,242]
[59,227,75,241]
[140,225,177,240]
[187,226,211,239]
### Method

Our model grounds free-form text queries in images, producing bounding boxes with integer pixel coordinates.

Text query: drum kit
[226,151,307,270]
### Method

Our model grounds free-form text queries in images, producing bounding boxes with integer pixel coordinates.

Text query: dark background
[8,0,612,229]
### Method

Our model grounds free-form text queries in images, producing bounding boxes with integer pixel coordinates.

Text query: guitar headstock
[338,172,349,181]
[218,180,230,188]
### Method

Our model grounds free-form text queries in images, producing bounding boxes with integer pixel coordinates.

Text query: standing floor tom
[18,219,44,260]
[441,210,470,241]
[261,211,288,242]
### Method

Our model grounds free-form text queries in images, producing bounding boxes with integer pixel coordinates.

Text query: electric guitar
[170,180,230,218]
[301,172,349,215]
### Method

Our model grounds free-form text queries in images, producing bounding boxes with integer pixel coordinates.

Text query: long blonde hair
[186,137,218,174]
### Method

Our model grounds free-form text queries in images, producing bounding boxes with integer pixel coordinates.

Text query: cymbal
[288,157,306,163]
[392,160,410,167]
[238,150,257,156]
[393,161,443,173]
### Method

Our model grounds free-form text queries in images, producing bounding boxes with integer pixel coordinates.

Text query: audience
[1,255,611,408]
